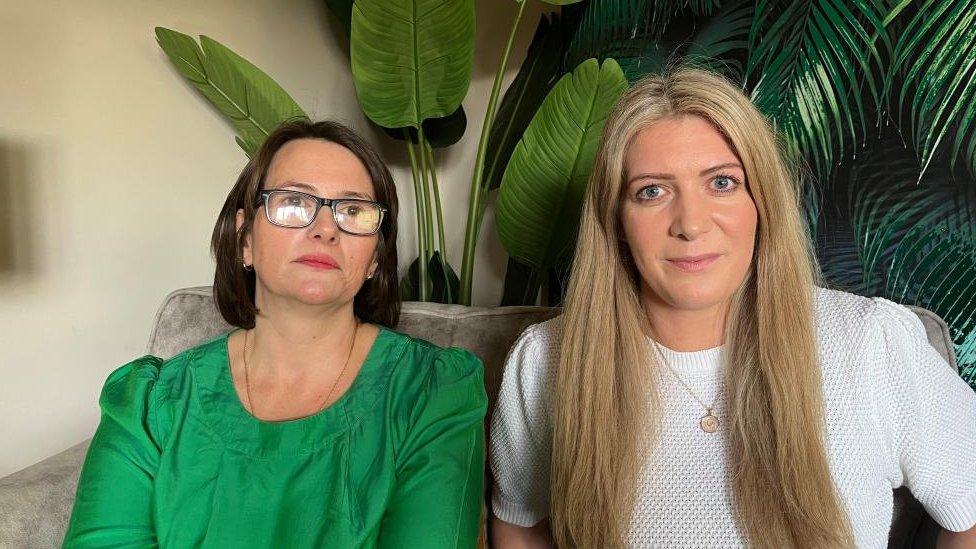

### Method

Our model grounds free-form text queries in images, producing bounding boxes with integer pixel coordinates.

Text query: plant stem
[405,134,430,302]
[424,141,453,302]
[416,126,435,264]
[424,142,449,256]
[458,0,527,305]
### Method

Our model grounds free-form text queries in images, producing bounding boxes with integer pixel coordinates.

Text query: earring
[243,260,254,272]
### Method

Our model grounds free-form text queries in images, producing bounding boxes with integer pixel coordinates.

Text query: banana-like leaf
[155,28,308,157]
[399,252,460,303]
[323,1,467,148]
[500,256,544,306]
[887,0,976,177]
[745,0,887,180]
[350,0,475,130]
[495,58,628,269]
[324,0,354,35]
[382,107,468,149]
[484,13,566,192]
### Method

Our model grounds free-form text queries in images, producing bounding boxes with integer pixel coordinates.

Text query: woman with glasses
[64,120,487,548]
[489,68,976,548]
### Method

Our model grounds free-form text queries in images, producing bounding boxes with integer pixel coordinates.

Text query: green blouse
[63,327,487,548]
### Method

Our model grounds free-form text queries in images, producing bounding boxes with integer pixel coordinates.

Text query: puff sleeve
[378,348,488,549]
[63,356,163,548]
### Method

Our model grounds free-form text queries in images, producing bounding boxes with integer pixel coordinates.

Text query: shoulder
[495,317,562,409]
[381,328,482,378]
[812,286,931,352]
[812,286,877,331]
[509,316,562,366]
[100,335,228,415]
[100,355,164,407]
[377,330,487,441]
[379,328,487,406]
[96,355,164,440]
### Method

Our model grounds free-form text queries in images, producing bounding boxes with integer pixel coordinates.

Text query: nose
[308,204,340,241]
[668,190,713,241]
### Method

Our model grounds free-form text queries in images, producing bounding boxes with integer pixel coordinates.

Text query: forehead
[625,115,741,173]
[265,138,375,197]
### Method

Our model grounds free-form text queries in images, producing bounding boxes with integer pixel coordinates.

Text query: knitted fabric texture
[489,287,976,548]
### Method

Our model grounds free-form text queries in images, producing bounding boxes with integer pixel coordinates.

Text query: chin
[291,282,347,306]
[666,295,726,312]
[659,281,735,312]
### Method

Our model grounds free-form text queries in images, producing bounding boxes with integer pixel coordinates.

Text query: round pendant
[700,412,719,433]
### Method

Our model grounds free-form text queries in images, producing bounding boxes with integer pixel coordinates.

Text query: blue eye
[637,185,663,200]
[711,175,739,192]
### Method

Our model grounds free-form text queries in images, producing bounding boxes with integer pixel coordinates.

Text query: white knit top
[489,287,976,548]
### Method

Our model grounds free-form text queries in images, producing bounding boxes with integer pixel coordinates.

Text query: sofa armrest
[0,441,90,548]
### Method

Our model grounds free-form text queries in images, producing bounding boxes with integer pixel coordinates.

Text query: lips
[295,254,339,270]
[665,253,721,272]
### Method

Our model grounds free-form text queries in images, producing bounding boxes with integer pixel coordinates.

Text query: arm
[63,358,162,548]
[489,323,557,544]
[378,349,488,549]
[490,516,553,549]
[874,300,976,536]
[939,527,976,548]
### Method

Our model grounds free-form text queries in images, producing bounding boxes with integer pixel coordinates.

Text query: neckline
[651,339,725,377]
[219,325,390,426]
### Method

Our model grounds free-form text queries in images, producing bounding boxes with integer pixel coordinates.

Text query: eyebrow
[626,162,744,184]
[273,181,374,200]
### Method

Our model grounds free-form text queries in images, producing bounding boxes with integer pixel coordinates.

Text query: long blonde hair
[550,67,853,548]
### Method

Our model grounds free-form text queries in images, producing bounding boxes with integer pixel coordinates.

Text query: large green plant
[155,28,309,156]
[350,0,476,303]
[495,58,627,279]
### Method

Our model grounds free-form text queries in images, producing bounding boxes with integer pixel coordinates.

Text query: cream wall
[0,0,549,478]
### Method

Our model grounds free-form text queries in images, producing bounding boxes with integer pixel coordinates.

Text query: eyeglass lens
[266,191,382,235]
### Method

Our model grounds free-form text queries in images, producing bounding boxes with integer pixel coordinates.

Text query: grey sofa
[0,286,959,548]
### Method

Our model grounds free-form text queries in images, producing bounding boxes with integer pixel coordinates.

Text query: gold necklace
[652,341,721,433]
[241,322,359,420]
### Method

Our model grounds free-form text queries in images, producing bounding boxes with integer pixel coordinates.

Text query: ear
[236,209,253,267]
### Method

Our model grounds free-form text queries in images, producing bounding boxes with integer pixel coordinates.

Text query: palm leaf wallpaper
[559,0,976,386]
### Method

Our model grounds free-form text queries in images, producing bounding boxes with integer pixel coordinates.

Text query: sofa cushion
[0,441,90,549]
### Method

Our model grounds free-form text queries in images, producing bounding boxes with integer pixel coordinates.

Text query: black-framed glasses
[256,189,387,236]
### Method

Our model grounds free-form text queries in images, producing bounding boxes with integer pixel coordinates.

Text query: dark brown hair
[211,119,400,329]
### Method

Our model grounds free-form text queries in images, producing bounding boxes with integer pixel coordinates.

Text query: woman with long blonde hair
[489,67,976,548]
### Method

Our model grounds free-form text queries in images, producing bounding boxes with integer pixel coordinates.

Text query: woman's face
[620,115,757,317]
[239,138,380,309]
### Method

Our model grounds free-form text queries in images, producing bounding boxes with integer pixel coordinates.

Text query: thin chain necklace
[652,341,721,433]
[241,322,359,421]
